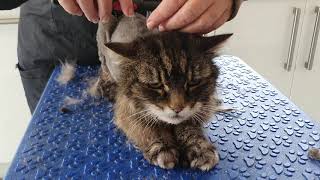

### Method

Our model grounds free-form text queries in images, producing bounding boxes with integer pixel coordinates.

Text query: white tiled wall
[0,24,30,177]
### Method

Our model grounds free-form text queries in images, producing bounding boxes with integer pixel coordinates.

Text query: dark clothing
[18,0,99,113]
[0,0,28,10]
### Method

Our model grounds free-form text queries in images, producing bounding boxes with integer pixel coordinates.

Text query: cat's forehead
[158,47,188,75]
[133,33,213,81]
[137,62,159,83]
[135,58,211,84]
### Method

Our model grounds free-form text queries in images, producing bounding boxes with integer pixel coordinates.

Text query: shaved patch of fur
[57,63,76,85]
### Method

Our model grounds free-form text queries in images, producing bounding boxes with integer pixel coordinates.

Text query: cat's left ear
[105,42,138,59]
[194,33,233,52]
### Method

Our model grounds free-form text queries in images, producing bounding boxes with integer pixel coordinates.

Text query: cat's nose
[171,106,184,113]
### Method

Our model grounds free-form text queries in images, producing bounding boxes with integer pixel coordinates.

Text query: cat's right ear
[105,42,138,59]
[193,33,233,53]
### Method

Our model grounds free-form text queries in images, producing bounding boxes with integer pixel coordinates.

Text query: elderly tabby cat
[94,14,232,171]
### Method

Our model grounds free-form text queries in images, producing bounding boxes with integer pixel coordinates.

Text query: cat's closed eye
[188,79,201,87]
[148,82,163,89]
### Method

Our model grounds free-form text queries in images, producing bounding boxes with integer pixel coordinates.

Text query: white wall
[0,24,30,177]
[0,8,19,24]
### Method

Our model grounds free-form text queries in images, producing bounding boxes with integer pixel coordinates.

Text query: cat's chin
[146,103,203,125]
[158,116,187,125]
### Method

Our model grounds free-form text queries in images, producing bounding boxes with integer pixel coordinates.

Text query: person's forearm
[229,0,243,20]
[0,0,28,10]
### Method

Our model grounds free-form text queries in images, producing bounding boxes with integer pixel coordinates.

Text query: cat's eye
[148,83,163,89]
[188,79,201,87]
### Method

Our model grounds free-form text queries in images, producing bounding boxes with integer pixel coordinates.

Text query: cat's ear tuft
[194,33,233,52]
[105,42,138,59]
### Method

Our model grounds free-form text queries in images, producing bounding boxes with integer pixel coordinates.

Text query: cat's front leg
[143,137,179,169]
[175,120,219,171]
[133,126,179,169]
[115,112,179,169]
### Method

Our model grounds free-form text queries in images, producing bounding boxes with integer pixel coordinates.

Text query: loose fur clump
[95,14,232,171]
[308,148,320,160]
[87,77,100,97]
[63,96,82,106]
[57,62,76,85]
[59,96,83,113]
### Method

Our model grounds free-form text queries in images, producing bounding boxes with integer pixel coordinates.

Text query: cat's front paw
[144,144,179,169]
[184,140,219,171]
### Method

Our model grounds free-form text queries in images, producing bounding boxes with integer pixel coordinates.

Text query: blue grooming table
[5,56,320,179]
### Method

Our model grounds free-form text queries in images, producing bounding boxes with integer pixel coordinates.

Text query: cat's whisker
[199,106,218,115]
[124,111,151,134]
[128,113,149,133]
[130,111,155,135]
[141,113,154,135]
[193,113,205,124]
[149,117,158,129]
[201,105,218,111]
[197,108,214,116]
[191,114,200,124]
[126,115,145,134]
[202,104,229,112]
[197,111,214,121]
[125,109,149,120]
[141,112,159,135]
[127,112,150,135]
[198,109,214,116]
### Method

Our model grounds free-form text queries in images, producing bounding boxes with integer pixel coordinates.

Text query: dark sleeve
[229,0,243,20]
[0,0,29,10]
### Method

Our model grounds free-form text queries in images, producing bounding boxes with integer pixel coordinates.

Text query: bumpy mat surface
[6,56,320,179]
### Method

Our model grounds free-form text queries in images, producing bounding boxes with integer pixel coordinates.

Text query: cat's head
[106,32,232,124]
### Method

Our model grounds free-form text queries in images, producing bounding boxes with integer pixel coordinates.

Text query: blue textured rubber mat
[5,56,320,179]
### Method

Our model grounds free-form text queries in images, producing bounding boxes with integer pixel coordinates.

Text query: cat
[94,13,232,171]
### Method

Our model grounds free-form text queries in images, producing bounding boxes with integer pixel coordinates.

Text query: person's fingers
[119,0,134,17]
[77,0,99,23]
[198,11,230,34]
[180,2,232,34]
[97,0,112,22]
[146,0,187,30]
[159,0,215,31]
[210,9,231,31]
[58,0,83,16]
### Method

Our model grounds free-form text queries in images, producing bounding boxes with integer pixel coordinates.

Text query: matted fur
[95,14,232,171]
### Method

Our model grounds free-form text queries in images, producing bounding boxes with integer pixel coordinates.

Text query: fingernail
[101,15,110,23]
[75,11,83,16]
[127,7,134,17]
[158,24,165,32]
[92,17,99,24]
[147,21,155,29]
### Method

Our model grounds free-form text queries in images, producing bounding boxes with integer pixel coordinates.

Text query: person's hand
[58,0,134,23]
[147,0,233,34]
